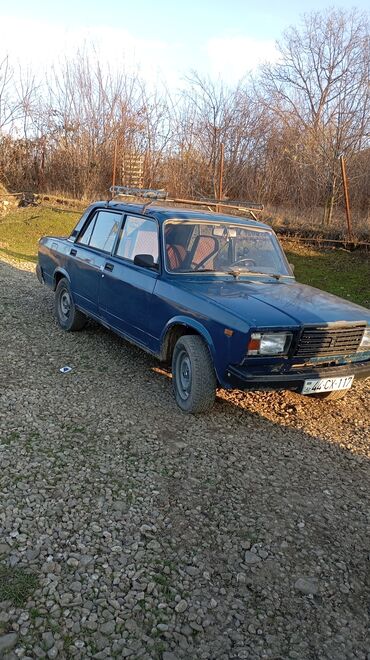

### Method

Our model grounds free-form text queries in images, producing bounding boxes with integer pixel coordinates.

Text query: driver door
[99,214,160,351]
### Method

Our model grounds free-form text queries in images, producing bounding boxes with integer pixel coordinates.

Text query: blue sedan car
[37,195,370,413]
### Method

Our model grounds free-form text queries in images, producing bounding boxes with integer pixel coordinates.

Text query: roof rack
[109,186,263,219]
[110,186,167,200]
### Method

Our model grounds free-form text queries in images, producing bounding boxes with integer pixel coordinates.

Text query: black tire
[55,278,87,331]
[307,389,349,401]
[172,335,217,413]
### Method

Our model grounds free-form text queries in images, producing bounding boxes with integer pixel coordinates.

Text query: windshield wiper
[226,269,281,280]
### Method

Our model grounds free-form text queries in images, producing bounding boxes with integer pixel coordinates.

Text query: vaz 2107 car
[37,189,370,413]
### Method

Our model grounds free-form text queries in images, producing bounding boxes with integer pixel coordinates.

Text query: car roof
[93,201,271,231]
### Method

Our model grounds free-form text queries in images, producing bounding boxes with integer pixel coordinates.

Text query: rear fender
[52,268,71,291]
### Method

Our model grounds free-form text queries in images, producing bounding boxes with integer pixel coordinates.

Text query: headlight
[358,327,370,351]
[247,332,292,356]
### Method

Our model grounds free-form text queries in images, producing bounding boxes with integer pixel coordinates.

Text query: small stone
[157,623,169,632]
[241,540,251,550]
[42,631,54,651]
[80,555,94,567]
[148,540,161,551]
[0,633,18,653]
[26,547,41,561]
[0,544,11,556]
[112,500,129,513]
[70,581,82,593]
[294,577,319,595]
[244,551,262,564]
[175,599,188,613]
[146,581,155,595]
[185,566,199,576]
[67,557,79,568]
[210,598,218,609]
[163,653,179,660]
[140,524,153,535]
[100,620,115,635]
[190,621,203,632]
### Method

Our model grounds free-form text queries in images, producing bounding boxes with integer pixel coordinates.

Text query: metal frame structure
[109,186,264,220]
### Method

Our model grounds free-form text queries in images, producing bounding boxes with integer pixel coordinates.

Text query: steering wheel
[229,258,257,268]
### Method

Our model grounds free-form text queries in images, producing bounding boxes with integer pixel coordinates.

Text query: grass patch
[284,242,370,308]
[29,607,43,620]
[0,564,38,606]
[0,206,79,263]
[2,431,20,445]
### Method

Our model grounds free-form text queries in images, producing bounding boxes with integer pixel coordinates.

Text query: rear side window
[77,217,95,246]
[116,216,159,263]
[78,211,122,252]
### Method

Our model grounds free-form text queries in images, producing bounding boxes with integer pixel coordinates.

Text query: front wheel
[55,278,87,331]
[172,335,217,413]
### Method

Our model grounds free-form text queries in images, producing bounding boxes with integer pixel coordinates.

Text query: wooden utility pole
[217,143,224,212]
[339,155,353,241]
[111,140,118,196]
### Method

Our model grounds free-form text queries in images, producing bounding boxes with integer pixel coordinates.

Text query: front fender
[161,315,217,361]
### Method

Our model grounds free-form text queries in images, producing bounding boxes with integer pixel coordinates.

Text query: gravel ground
[0,256,369,660]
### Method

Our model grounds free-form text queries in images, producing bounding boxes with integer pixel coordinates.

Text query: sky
[0,0,369,88]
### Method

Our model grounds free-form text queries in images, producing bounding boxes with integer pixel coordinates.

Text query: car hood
[176,278,370,328]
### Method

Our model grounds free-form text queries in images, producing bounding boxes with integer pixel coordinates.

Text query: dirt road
[0,257,369,659]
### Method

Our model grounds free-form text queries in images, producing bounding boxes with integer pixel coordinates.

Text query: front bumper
[226,360,370,392]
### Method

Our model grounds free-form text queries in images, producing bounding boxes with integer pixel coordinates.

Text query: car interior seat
[188,235,220,270]
[166,244,188,270]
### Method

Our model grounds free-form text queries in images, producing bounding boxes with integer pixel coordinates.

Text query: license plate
[302,375,354,394]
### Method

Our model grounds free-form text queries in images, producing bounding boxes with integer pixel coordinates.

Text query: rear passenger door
[99,214,160,350]
[68,209,122,316]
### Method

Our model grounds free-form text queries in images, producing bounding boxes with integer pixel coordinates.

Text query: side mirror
[133,253,159,270]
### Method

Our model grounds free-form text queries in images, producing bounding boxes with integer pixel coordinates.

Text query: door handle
[104,263,114,272]
[70,248,77,256]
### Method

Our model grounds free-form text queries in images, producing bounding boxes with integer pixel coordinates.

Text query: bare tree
[259,8,370,222]
[0,55,23,130]
[0,13,369,225]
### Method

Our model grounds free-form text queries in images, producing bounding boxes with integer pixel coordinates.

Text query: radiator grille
[295,325,365,358]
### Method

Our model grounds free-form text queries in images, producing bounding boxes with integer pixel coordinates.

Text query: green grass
[0,207,368,308]
[0,206,80,263]
[284,242,370,308]
[0,564,39,606]
[2,431,20,445]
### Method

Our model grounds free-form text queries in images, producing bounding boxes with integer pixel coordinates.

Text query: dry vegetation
[0,8,369,238]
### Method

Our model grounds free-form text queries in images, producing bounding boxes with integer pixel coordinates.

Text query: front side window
[164,221,291,276]
[78,211,122,253]
[116,216,159,263]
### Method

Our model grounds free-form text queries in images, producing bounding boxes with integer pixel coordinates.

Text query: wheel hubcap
[175,350,192,400]
[59,290,71,320]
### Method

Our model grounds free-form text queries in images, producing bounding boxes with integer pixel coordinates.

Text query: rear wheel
[307,389,349,401]
[55,278,87,331]
[172,335,216,413]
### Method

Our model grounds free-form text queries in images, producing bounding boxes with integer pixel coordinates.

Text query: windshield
[164,221,291,276]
